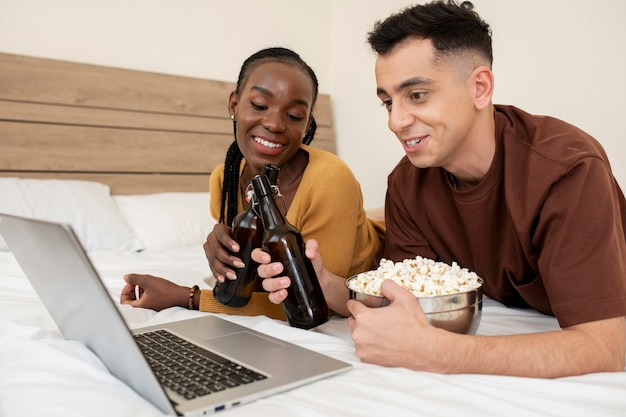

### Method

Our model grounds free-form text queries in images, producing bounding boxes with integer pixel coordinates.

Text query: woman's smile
[251,134,287,156]
[253,135,285,149]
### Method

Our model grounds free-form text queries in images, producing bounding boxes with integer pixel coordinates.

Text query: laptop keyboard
[135,329,267,400]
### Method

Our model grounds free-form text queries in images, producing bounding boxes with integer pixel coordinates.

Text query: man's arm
[254,241,626,377]
[347,279,626,377]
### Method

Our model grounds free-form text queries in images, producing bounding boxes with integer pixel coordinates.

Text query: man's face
[375,38,478,171]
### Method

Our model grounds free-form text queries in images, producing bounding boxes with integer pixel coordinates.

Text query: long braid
[219,47,320,226]
[219,122,244,226]
[302,118,317,146]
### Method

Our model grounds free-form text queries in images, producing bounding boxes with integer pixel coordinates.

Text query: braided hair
[219,47,319,226]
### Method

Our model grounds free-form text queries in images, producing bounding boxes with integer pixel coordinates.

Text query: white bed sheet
[1,247,625,417]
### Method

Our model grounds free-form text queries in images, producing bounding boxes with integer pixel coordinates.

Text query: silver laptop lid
[0,213,352,415]
[0,213,176,414]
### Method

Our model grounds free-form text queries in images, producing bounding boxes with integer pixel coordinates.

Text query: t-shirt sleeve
[532,156,626,327]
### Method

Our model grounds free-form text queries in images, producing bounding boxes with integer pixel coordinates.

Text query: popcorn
[347,256,482,297]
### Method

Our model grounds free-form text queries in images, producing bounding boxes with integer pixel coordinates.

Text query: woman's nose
[262,110,285,132]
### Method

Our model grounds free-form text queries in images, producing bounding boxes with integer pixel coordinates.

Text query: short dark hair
[367,0,493,66]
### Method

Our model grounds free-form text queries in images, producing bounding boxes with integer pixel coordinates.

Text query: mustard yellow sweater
[199,145,385,320]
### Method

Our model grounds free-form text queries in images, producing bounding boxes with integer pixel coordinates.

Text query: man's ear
[472,66,494,110]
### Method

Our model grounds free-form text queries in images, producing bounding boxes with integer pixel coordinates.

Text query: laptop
[0,213,351,416]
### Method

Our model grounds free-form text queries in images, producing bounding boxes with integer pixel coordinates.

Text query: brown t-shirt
[380,105,626,328]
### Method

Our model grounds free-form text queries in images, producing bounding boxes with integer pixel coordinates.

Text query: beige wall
[2,0,624,208]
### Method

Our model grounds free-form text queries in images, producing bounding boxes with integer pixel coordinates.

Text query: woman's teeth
[406,138,422,146]
[254,137,284,148]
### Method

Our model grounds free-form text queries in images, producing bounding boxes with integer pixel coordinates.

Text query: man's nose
[387,101,413,134]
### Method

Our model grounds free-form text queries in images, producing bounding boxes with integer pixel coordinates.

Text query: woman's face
[229,61,314,173]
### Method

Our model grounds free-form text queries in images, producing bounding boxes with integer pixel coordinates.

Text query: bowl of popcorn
[346,256,483,335]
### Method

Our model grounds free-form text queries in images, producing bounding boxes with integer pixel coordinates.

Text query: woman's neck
[241,148,309,211]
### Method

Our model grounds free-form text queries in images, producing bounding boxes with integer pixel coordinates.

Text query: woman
[120,47,384,319]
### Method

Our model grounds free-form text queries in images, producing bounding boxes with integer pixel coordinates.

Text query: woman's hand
[120,273,189,311]
[203,223,245,283]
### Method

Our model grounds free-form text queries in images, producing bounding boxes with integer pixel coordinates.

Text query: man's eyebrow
[376,77,434,96]
[251,85,309,107]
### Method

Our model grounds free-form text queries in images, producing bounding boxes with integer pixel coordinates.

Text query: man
[255,0,626,377]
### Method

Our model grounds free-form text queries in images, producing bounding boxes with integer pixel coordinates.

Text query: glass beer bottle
[213,164,279,307]
[251,174,329,329]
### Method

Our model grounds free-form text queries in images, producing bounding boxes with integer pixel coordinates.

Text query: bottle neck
[263,164,280,185]
[251,175,286,230]
[258,196,286,229]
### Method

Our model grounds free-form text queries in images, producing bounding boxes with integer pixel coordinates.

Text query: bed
[1,53,625,417]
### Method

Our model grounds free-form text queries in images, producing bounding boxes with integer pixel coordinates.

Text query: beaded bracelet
[188,285,199,310]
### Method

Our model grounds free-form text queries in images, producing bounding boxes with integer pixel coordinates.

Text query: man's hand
[252,239,351,315]
[347,279,441,368]
[251,247,291,304]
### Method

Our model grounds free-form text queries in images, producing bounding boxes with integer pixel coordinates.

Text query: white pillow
[113,192,216,251]
[0,178,144,252]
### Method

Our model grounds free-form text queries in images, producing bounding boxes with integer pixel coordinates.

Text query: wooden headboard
[0,52,336,194]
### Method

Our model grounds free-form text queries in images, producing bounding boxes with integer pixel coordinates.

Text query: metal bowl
[346,276,483,335]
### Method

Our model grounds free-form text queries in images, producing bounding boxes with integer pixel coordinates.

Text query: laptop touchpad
[205,331,282,353]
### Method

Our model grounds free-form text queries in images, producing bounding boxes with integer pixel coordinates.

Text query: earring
[230,114,235,120]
